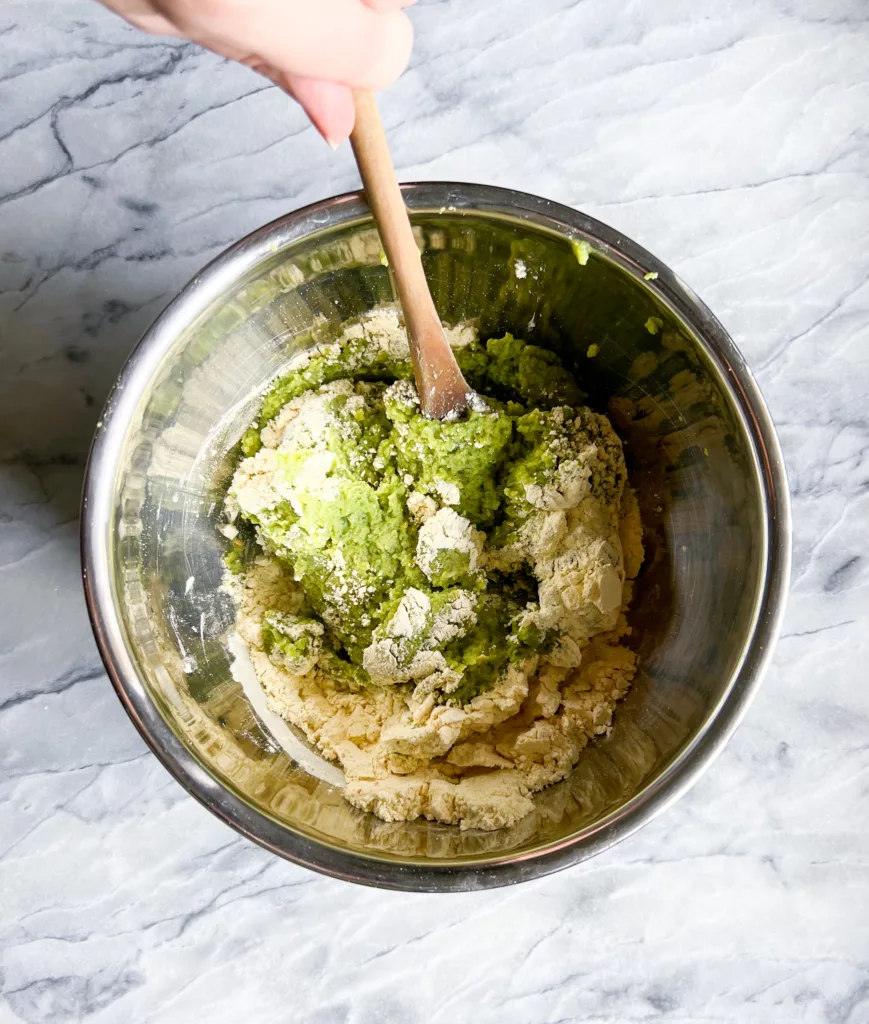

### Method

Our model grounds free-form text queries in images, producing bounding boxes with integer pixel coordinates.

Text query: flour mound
[225,312,644,830]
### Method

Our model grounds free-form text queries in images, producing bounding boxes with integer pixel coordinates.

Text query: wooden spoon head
[410,321,479,420]
[419,367,475,420]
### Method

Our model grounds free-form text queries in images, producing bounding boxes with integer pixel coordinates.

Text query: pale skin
[98,0,416,146]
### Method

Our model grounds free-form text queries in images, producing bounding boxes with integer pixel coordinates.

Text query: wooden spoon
[350,88,476,420]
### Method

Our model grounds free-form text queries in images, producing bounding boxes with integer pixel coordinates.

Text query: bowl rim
[81,181,792,892]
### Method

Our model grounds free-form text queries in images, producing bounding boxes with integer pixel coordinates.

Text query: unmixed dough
[223,310,643,830]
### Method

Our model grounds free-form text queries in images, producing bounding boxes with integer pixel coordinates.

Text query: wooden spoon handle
[350,88,469,418]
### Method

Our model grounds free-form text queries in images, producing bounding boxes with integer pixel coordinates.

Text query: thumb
[280,75,356,148]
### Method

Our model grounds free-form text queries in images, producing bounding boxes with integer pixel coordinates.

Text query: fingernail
[325,137,340,151]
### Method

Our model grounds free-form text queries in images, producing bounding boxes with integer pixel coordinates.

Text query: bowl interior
[99,198,766,870]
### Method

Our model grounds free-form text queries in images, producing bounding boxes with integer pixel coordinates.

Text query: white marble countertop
[2,1,867,1020]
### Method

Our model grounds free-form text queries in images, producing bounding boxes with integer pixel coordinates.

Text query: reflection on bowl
[81,183,790,891]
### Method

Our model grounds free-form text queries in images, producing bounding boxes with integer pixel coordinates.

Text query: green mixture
[226,314,628,707]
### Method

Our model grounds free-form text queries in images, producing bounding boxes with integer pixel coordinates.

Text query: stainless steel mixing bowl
[82,183,790,891]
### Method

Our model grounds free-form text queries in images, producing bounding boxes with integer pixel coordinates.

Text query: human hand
[99,0,415,146]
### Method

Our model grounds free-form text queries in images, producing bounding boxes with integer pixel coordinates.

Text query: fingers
[154,0,413,91]
[361,0,418,10]
[241,61,357,145]
[101,0,414,148]
[98,0,182,35]
[281,76,356,148]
